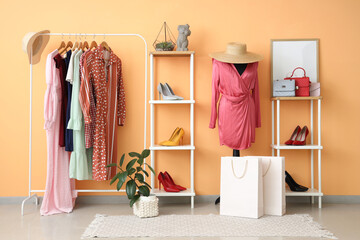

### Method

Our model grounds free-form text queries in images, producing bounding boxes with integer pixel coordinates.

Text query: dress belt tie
[221,91,251,104]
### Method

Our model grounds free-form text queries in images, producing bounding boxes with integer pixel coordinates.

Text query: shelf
[150,51,194,56]
[271,144,323,150]
[271,96,322,101]
[285,188,323,197]
[149,51,195,208]
[150,145,195,151]
[149,100,195,104]
[151,189,195,197]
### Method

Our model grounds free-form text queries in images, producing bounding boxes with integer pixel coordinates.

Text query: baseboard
[2,195,360,205]
[286,195,360,204]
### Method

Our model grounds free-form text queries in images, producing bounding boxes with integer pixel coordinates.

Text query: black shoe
[285,171,308,192]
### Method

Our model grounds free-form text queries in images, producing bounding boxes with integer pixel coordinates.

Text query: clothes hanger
[100,34,111,51]
[72,33,79,50]
[57,33,66,52]
[82,34,89,51]
[90,34,98,50]
[59,36,73,55]
[79,34,83,50]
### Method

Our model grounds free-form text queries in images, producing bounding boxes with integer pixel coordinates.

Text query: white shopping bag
[248,156,285,216]
[220,156,263,219]
[262,156,285,216]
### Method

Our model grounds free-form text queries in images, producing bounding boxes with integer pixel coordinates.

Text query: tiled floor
[1,201,360,239]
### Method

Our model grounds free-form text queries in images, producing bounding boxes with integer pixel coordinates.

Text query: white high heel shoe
[164,83,184,100]
[157,83,178,100]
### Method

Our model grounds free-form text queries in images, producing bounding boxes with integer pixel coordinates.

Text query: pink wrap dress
[41,49,77,216]
[209,59,261,150]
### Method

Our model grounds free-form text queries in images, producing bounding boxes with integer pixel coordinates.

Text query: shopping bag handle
[262,159,272,177]
[231,159,248,179]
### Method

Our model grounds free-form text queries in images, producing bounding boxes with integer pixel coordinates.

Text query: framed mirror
[271,39,319,97]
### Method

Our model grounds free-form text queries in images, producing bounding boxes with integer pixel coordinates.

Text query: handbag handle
[262,159,272,177]
[289,67,307,78]
[231,159,248,179]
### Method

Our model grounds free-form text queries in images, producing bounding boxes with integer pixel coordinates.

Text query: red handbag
[284,67,310,96]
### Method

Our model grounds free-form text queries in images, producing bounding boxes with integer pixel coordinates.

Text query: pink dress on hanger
[209,59,261,150]
[40,49,77,216]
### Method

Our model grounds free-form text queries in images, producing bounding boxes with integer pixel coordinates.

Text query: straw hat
[22,30,50,64]
[209,42,263,63]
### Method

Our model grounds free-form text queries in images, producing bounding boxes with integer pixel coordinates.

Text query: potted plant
[153,22,176,51]
[155,41,175,51]
[106,149,159,218]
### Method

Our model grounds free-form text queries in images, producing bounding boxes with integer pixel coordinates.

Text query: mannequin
[232,63,247,157]
[209,42,263,205]
[233,63,247,76]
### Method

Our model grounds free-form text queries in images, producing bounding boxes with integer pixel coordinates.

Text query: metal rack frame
[271,96,323,208]
[21,32,148,215]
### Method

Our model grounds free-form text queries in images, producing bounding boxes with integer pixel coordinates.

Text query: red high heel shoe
[285,126,301,145]
[158,172,180,192]
[164,171,186,191]
[293,126,309,145]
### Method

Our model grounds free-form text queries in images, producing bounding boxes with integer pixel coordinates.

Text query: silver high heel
[157,83,178,100]
[164,83,184,100]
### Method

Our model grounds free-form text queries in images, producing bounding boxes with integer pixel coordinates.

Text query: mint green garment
[67,50,92,180]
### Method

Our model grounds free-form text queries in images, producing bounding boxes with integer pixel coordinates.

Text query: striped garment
[79,45,125,181]
[79,50,96,149]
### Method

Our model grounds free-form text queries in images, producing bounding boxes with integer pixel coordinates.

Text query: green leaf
[141,149,150,158]
[138,185,150,196]
[126,159,137,171]
[119,153,125,167]
[116,180,124,191]
[106,163,117,168]
[139,179,152,189]
[141,169,149,177]
[137,156,144,165]
[129,194,140,207]
[119,171,128,182]
[110,172,121,185]
[128,168,136,175]
[126,180,136,199]
[136,166,142,172]
[129,152,141,158]
[146,163,156,175]
[135,173,144,182]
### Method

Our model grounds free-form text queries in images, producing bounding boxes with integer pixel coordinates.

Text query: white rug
[82,214,336,239]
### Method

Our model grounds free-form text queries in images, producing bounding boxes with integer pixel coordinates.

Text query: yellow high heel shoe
[160,128,184,146]
[159,127,179,145]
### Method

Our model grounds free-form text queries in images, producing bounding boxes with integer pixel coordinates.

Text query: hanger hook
[62,33,64,40]
[93,33,96,40]
[104,33,106,40]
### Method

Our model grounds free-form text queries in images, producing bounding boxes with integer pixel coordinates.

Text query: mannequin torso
[233,63,248,76]
[232,63,248,157]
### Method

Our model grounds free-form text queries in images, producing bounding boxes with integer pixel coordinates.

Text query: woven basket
[133,196,159,218]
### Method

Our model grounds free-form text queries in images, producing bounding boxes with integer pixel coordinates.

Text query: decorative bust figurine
[176,24,191,51]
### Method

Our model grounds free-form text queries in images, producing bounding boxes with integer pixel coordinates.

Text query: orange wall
[1,0,360,197]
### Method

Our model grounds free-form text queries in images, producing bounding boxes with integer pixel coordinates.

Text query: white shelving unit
[271,96,323,208]
[149,51,195,208]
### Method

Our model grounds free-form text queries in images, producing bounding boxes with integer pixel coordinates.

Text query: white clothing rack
[21,32,148,215]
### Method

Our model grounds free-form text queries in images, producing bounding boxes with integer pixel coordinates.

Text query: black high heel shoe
[285,171,308,192]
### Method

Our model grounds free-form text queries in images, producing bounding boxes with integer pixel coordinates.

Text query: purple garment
[54,54,67,147]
